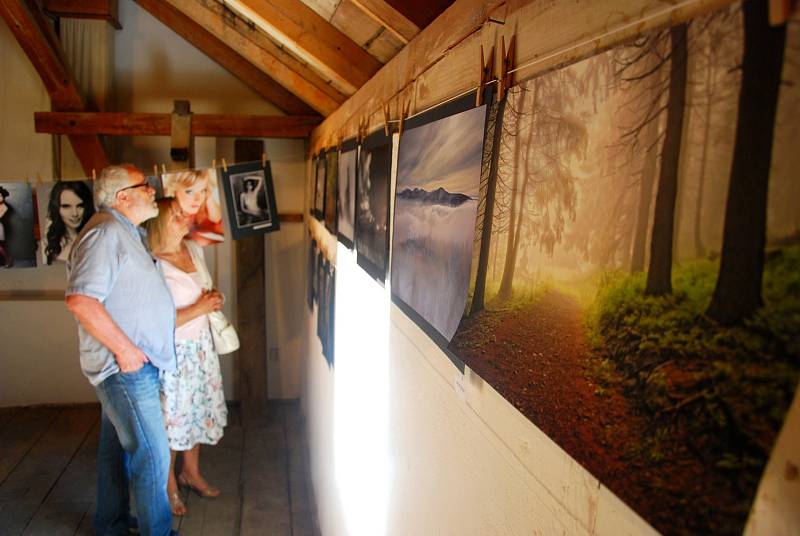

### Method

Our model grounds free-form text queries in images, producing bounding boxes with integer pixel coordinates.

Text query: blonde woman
[145,198,228,516]
[162,169,224,245]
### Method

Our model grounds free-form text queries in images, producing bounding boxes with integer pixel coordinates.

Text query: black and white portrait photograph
[220,161,280,239]
[337,141,357,249]
[392,103,488,342]
[355,133,392,283]
[36,180,95,265]
[324,149,338,234]
[314,152,326,220]
[0,182,37,268]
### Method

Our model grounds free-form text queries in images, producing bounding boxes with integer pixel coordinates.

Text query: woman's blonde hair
[145,197,180,252]
[163,169,209,196]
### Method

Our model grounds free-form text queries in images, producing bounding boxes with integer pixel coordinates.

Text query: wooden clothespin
[336,135,343,153]
[221,158,228,172]
[211,159,216,170]
[161,164,167,175]
[398,99,411,137]
[92,169,97,181]
[25,175,30,184]
[36,173,42,185]
[498,35,516,101]
[153,164,159,176]
[261,151,268,167]
[383,104,391,137]
[476,44,495,107]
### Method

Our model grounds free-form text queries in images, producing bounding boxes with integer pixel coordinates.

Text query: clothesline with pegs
[328,0,704,147]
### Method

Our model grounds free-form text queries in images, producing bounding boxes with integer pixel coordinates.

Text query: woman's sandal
[178,473,221,498]
[169,490,187,516]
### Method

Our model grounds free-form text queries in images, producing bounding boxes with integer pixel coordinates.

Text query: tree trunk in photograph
[470,99,506,316]
[645,24,688,296]
[629,75,661,273]
[693,48,715,260]
[672,42,695,265]
[706,1,786,324]
[498,86,529,301]
[235,138,269,423]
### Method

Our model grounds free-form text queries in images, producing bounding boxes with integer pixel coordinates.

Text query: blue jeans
[94,364,173,536]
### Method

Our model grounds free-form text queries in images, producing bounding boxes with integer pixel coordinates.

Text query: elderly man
[66,165,177,536]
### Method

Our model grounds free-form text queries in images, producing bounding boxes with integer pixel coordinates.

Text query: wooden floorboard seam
[0,409,62,488]
[21,413,100,534]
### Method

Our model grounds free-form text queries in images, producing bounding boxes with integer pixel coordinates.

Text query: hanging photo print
[307,236,317,311]
[308,155,317,216]
[355,132,392,283]
[392,97,489,344]
[36,180,95,265]
[446,4,800,534]
[0,182,37,268]
[324,149,338,234]
[337,139,358,248]
[220,161,280,239]
[314,151,326,221]
[162,168,225,245]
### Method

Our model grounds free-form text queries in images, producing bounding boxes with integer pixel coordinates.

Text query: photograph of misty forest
[448,3,799,535]
[392,104,487,341]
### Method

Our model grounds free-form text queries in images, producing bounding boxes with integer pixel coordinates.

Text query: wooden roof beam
[35,111,322,138]
[43,0,121,29]
[0,0,108,174]
[144,0,344,116]
[350,0,420,44]
[225,0,382,92]
[133,0,324,116]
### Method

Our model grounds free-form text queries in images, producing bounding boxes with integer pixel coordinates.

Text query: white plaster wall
[0,0,306,406]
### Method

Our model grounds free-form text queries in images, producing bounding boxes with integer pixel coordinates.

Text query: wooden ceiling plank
[349,0,420,43]
[229,0,382,90]
[143,0,342,116]
[35,111,321,138]
[0,0,108,174]
[133,0,321,116]
[43,0,121,29]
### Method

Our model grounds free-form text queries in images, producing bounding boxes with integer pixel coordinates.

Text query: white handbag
[186,240,240,355]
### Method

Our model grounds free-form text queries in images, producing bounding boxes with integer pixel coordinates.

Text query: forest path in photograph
[450,288,747,535]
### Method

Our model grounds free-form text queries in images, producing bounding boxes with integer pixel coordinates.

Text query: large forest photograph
[448,3,799,534]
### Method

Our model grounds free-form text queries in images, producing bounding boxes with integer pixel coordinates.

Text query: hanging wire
[343,0,702,137]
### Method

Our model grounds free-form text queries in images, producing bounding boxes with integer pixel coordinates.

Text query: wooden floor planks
[0,403,318,536]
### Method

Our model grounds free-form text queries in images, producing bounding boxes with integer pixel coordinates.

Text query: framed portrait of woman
[36,180,96,265]
[161,168,225,245]
[220,160,280,239]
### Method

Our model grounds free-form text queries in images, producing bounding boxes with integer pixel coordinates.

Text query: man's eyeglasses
[118,181,150,193]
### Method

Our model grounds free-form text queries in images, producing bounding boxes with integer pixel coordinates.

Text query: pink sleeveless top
[160,259,210,341]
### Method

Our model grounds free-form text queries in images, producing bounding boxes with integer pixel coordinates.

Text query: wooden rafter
[0,0,108,174]
[133,0,322,116]
[139,0,345,116]
[35,112,321,138]
[350,0,420,44]
[43,0,121,29]
[226,0,382,92]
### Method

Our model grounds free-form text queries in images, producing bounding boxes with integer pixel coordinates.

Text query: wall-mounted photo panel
[36,180,95,265]
[162,168,225,245]
[307,236,317,311]
[324,150,338,234]
[0,182,37,268]
[392,97,489,344]
[446,4,800,534]
[355,132,392,283]
[309,155,317,216]
[316,255,327,345]
[324,262,336,367]
[337,139,358,249]
[220,161,280,239]
[314,152,326,221]
[145,175,163,199]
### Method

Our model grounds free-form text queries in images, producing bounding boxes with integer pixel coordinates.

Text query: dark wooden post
[234,139,268,423]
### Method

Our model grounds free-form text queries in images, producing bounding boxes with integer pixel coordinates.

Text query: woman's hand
[195,288,224,315]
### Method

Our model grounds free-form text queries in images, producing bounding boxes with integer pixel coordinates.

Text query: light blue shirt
[66,208,176,386]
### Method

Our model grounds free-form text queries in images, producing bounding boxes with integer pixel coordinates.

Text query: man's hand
[116,347,150,373]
